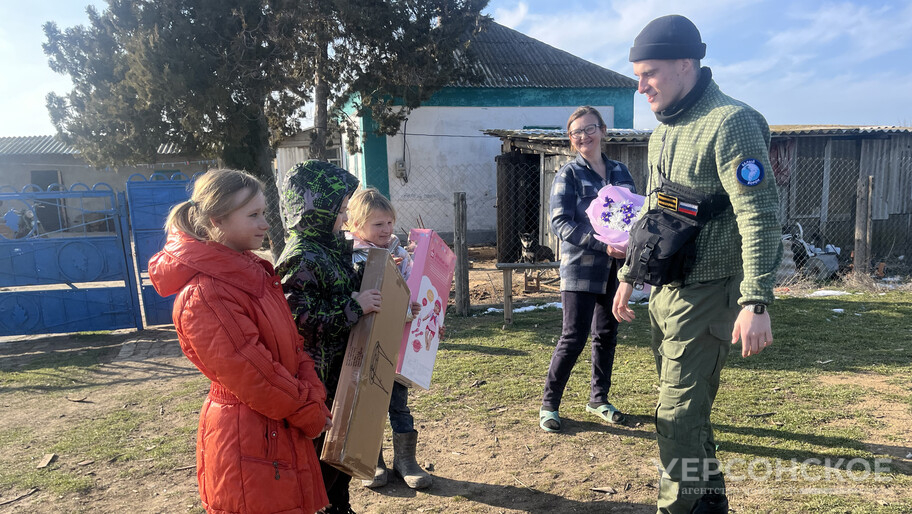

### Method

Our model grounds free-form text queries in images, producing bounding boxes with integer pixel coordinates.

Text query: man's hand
[354,289,382,314]
[731,309,772,357]
[612,282,636,322]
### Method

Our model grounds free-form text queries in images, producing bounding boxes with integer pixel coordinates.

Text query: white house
[277,22,637,243]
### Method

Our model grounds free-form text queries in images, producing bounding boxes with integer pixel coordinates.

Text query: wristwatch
[742,303,766,314]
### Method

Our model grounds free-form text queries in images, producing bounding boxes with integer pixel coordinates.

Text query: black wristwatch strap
[742,303,766,314]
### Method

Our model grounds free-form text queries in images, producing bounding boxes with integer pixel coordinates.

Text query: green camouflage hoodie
[276,160,361,397]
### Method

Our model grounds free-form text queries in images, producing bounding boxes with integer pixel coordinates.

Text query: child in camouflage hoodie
[276,160,382,514]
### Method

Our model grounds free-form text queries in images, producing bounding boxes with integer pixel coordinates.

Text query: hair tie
[187,200,196,208]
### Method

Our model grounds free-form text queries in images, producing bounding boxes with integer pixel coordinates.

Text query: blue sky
[2,0,911,137]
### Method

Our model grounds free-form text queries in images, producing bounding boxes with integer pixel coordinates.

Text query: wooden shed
[769,126,912,262]
[484,128,649,263]
[485,125,912,268]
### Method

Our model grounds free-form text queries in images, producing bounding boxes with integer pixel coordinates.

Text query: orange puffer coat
[149,231,331,514]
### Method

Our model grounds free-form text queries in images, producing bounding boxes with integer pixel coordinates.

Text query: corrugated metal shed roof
[0,135,187,156]
[769,125,912,136]
[456,23,636,89]
[483,128,651,144]
[156,142,183,154]
[0,135,78,155]
[484,125,912,146]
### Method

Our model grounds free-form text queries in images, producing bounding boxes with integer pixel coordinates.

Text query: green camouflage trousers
[648,274,741,514]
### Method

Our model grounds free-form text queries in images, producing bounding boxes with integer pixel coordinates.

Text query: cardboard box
[320,248,410,479]
[396,229,456,390]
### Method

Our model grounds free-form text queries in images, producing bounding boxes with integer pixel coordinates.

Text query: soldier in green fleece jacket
[612,15,782,514]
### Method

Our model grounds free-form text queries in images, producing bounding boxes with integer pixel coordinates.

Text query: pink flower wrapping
[585,185,646,252]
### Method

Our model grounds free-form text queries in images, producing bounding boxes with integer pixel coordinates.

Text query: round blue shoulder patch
[736,158,764,186]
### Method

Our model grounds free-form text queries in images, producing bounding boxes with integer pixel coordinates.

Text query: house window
[326,146,343,167]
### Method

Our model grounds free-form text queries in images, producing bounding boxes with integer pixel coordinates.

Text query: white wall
[385,105,615,237]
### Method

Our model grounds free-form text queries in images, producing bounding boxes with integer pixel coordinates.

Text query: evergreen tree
[44,0,488,255]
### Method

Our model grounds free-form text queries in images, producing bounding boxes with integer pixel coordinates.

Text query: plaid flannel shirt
[550,154,635,293]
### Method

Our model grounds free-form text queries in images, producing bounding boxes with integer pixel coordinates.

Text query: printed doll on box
[346,187,434,490]
[410,286,442,351]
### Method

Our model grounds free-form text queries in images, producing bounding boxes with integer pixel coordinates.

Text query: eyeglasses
[568,123,601,139]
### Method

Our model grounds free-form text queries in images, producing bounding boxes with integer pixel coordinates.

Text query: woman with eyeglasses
[539,106,637,433]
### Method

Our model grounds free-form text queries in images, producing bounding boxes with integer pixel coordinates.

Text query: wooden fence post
[865,175,874,267]
[853,175,873,275]
[454,192,470,316]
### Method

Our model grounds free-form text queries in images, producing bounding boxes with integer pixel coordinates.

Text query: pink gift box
[396,229,455,390]
[585,185,646,252]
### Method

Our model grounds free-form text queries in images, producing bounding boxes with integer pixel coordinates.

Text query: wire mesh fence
[372,159,563,307]
[773,138,912,283]
[351,139,911,311]
[380,162,498,247]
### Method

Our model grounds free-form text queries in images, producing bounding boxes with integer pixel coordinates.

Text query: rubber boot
[360,451,388,488]
[392,430,433,489]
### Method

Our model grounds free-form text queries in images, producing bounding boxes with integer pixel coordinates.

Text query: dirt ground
[3,248,908,512]
[465,246,562,306]
[5,334,910,514]
[0,329,657,514]
[0,328,202,513]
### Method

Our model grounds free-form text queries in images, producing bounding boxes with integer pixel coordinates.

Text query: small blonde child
[346,187,433,490]
[347,188,412,279]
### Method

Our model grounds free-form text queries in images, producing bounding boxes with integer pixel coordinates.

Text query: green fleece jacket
[619,79,782,305]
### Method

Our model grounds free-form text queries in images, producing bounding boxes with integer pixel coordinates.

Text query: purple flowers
[585,185,646,251]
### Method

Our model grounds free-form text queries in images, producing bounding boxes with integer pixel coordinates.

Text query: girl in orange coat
[149,169,331,513]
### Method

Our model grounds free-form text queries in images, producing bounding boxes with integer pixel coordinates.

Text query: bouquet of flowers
[585,185,646,252]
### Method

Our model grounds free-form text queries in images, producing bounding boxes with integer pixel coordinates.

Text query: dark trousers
[389,380,414,434]
[317,458,351,511]
[542,288,620,411]
[314,400,351,510]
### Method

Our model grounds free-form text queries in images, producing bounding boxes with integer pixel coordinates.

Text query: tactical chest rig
[625,172,731,290]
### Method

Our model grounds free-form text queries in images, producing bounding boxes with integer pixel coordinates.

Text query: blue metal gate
[125,173,194,326]
[0,183,143,335]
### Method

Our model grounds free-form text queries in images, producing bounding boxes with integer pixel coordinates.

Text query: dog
[518,232,555,263]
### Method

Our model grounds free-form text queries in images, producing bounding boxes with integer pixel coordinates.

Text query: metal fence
[368,159,561,307]
[378,145,912,309]
[773,139,912,282]
[379,162,498,248]
[0,183,143,336]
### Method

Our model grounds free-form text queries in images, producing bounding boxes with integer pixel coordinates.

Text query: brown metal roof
[457,23,637,89]
[0,135,187,156]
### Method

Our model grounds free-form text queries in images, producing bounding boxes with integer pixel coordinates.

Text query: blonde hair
[346,187,396,232]
[164,168,265,242]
